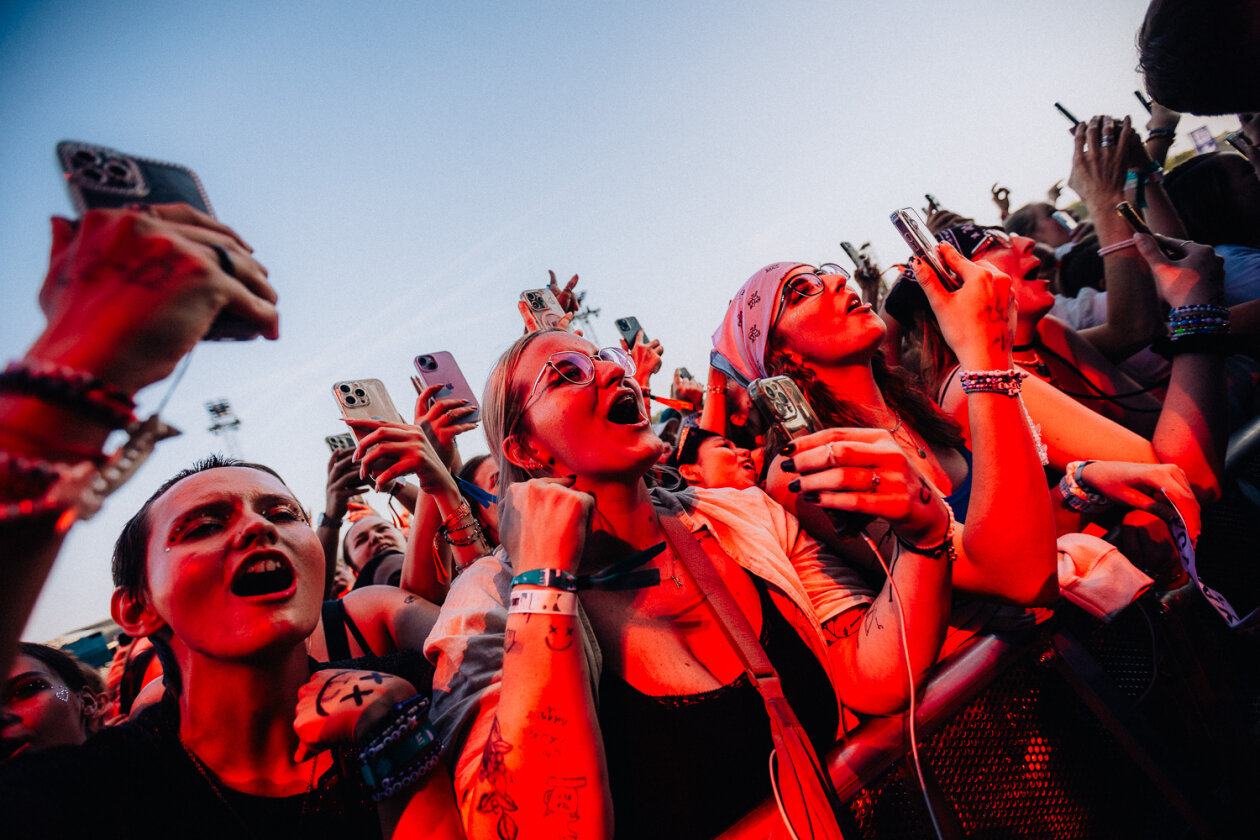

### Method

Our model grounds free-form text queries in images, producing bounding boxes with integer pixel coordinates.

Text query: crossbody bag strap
[658,515,846,839]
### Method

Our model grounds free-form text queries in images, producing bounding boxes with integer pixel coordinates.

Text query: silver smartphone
[890,208,962,292]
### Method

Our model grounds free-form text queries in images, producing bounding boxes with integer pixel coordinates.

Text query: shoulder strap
[658,516,846,839]
[321,599,353,661]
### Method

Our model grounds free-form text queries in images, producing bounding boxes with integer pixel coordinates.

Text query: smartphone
[1054,102,1080,128]
[1134,90,1153,113]
[331,379,406,479]
[414,351,481,424]
[614,316,646,347]
[924,193,942,213]
[1226,132,1250,155]
[1115,201,1154,238]
[1051,210,1078,234]
[55,140,258,342]
[890,208,962,292]
[748,376,872,536]
[325,433,356,453]
[518,288,566,332]
[676,367,693,381]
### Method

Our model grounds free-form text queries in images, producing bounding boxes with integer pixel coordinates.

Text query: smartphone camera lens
[353,388,366,398]
[617,319,628,331]
[527,293,542,309]
[418,356,436,371]
[339,384,352,393]
[79,166,105,184]
[71,149,99,165]
[345,396,357,405]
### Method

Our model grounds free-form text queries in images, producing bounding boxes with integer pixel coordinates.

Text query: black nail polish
[802,491,820,503]
[788,479,800,493]
[781,458,796,473]
[780,442,796,456]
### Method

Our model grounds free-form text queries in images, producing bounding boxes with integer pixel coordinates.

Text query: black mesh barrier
[845,651,1186,839]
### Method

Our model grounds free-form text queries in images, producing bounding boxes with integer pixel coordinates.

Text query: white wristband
[508,588,579,616]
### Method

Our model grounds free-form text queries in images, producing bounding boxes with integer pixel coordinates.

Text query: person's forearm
[317,520,341,598]
[0,379,120,680]
[379,763,465,839]
[955,391,1058,605]
[401,481,461,603]
[1134,182,1186,239]
[460,604,611,838]
[1155,351,1226,503]
[1080,210,1164,360]
[830,544,951,715]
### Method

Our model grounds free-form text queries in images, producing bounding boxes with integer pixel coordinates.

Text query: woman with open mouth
[712,243,1059,612]
[426,327,961,838]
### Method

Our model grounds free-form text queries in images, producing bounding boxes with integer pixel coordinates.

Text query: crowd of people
[3,2,1260,837]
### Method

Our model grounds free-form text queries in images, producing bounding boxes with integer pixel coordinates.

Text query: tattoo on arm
[822,613,861,644]
[862,606,884,638]
[476,717,520,840]
[542,776,587,839]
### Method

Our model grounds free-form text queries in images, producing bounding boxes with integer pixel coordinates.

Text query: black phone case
[55,141,256,341]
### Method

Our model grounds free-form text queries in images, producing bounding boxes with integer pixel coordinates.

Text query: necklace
[179,737,318,834]
[1013,341,1054,381]
[887,411,927,459]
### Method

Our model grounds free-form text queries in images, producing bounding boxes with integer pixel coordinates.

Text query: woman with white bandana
[712,243,1059,608]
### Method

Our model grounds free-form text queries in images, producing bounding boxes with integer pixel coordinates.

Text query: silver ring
[869,473,881,493]
[826,442,839,468]
[1099,135,1116,148]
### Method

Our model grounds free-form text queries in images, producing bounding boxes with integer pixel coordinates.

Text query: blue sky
[1,0,1240,639]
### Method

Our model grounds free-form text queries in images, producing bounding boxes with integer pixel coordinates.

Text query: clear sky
[1,0,1240,640]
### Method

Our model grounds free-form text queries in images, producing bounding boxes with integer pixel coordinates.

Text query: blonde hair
[482,329,564,493]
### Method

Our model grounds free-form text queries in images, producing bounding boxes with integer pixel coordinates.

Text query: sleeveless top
[597,575,839,839]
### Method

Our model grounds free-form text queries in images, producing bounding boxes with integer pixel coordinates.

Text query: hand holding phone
[614,316,647,348]
[414,352,480,424]
[56,141,266,342]
[890,208,962,292]
[519,288,567,332]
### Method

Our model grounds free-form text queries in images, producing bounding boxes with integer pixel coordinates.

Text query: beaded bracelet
[0,360,136,429]
[1060,460,1111,513]
[895,500,957,562]
[357,694,443,801]
[511,568,579,591]
[442,520,486,547]
[1147,127,1175,142]
[509,588,579,616]
[958,369,1027,397]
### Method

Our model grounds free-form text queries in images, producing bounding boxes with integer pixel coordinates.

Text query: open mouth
[846,296,869,314]
[607,391,644,425]
[230,552,296,598]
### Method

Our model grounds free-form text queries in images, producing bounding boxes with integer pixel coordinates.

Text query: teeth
[244,558,282,574]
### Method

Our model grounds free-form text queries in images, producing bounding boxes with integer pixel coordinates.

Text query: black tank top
[598,574,838,839]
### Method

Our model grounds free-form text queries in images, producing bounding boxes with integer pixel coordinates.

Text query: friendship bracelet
[508,588,579,616]
[357,695,443,801]
[1169,304,1229,320]
[1147,127,1176,141]
[0,360,136,430]
[958,369,1027,397]
[439,499,474,532]
[1060,460,1111,513]
[442,522,486,547]
[895,500,957,562]
[1097,238,1138,257]
[511,567,579,591]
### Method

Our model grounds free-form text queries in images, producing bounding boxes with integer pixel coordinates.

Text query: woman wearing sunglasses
[426,328,959,838]
[904,223,1225,535]
[712,244,1059,609]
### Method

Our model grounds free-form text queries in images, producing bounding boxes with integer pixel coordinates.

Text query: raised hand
[411,378,479,468]
[621,330,663,391]
[346,416,457,495]
[547,270,581,314]
[990,183,1011,219]
[30,204,277,395]
[913,241,1016,367]
[324,448,370,521]
[1067,115,1135,211]
[498,476,594,574]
